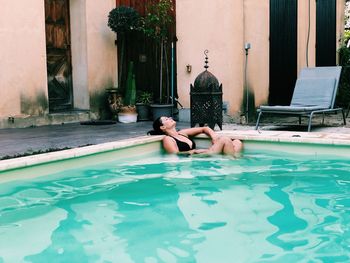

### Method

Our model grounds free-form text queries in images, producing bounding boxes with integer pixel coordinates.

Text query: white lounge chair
[255,66,346,132]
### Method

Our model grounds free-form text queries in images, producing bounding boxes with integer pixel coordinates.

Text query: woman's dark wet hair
[147,116,165,135]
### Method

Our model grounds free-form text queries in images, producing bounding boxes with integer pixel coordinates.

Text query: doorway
[269,0,298,105]
[45,0,73,112]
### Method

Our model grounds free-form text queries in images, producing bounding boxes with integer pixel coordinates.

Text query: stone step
[1,110,91,129]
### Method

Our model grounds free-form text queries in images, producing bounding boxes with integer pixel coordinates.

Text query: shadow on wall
[90,90,112,120]
[241,89,256,124]
[20,92,48,116]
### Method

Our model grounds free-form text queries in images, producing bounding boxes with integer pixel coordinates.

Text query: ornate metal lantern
[190,50,223,130]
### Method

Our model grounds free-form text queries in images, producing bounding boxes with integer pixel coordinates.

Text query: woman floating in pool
[149,116,243,156]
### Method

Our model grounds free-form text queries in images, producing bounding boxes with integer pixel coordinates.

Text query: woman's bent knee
[232,139,243,152]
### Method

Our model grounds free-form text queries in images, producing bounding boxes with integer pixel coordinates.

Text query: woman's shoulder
[163,135,174,142]
[177,128,192,136]
[162,135,179,153]
[178,132,189,138]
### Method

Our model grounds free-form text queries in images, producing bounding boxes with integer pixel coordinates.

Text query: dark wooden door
[316,0,336,66]
[45,0,73,112]
[269,0,298,105]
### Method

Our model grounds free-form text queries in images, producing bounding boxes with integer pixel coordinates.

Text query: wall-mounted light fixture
[186,64,192,73]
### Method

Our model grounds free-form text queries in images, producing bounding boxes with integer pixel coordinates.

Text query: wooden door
[316,0,336,66]
[45,0,73,112]
[269,0,298,105]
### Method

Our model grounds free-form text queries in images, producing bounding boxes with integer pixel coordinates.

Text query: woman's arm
[179,127,218,143]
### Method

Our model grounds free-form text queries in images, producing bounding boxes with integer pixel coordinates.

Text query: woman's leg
[232,139,243,152]
[208,137,236,155]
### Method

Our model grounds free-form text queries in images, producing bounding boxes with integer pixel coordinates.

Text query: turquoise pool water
[0,150,350,262]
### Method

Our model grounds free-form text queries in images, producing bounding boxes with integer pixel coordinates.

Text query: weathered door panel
[45,0,73,112]
[269,0,298,105]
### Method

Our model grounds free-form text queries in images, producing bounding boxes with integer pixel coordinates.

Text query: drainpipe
[244,43,251,123]
[171,41,174,117]
[306,0,311,67]
[242,0,250,124]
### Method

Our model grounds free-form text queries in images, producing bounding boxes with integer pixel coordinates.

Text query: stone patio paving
[0,112,349,160]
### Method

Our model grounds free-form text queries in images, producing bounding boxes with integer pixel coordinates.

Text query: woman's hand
[202,127,219,143]
[193,149,208,154]
[185,149,208,155]
[211,135,219,145]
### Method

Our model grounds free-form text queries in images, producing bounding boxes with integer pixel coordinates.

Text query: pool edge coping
[218,130,350,146]
[0,135,163,172]
[1,129,350,172]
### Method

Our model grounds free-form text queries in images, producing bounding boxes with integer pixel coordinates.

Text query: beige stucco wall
[176,0,270,115]
[71,0,89,110]
[177,0,345,116]
[0,0,117,125]
[297,0,316,73]
[176,0,244,116]
[85,0,117,107]
[337,0,346,56]
[0,0,345,125]
[243,0,269,107]
[71,0,117,111]
[0,0,48,117]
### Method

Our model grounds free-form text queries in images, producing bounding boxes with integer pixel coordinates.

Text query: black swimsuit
[170,134,196,152]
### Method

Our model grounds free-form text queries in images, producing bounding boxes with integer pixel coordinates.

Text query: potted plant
[142,0,174,120]
[108,6,141,123]
[337,38,350,110]
[106,87,123,120]
[108,6,141,91]
[118,61,138,123]
[136,91,153,121]
[118,105,137,123]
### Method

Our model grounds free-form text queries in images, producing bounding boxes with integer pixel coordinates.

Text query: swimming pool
[1,136,350,262]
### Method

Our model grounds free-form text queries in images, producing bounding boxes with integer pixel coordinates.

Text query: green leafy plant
[137,91,153,105]
[108,6,141,89]
[344,30,350,44]
[142,0,174,40]
[337,39,350,108]
[124,61,136,106]
[141,0,174,104]
[108,6,141,34]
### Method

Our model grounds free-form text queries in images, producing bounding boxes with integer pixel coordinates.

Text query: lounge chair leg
[255,112,262,130]
[307,112,314,132]
[322,113,325,125]
[298,116,301,125]
[341,109,346,125]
